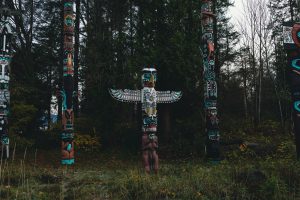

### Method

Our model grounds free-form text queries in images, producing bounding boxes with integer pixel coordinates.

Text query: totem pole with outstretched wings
[109,66,182,173]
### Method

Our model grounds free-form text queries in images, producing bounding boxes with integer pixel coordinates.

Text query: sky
[228,0,244,26]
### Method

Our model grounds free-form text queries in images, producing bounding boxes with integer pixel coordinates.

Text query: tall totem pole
[61,0,75,165]
[109,66,182,173]
[0,0,15,158]
[283,22,300,160]
[201,0,220,161]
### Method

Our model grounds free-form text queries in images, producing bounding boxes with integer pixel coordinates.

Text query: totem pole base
[142,150,159,174]
[61,163,75,175]
[0,144,9,159]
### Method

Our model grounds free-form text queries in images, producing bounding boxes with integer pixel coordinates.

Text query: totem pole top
[142,68,157,72]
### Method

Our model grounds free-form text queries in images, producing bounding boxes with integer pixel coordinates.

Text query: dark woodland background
[2,0,300,199]
[2,0,299,155]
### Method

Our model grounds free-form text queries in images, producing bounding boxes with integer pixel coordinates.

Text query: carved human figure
[61,140,74,164]
[142,132,158,174]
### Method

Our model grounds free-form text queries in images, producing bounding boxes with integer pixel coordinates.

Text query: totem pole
[61,0,75,165]
[109,66,182,173]
[283,22,300,160]
[201,0,220,161]
[0,0,16,158]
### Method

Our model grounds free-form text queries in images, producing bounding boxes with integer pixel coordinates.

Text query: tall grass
[0,140,299,199]
[107,159,300,200]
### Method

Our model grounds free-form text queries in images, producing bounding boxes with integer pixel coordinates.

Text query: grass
[0,136,299,200]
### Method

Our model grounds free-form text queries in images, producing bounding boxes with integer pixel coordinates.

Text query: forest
[0,0,300,199]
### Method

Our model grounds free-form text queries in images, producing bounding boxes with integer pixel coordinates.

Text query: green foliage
[75,134,101,151]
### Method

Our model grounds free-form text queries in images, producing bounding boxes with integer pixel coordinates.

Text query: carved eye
[292,59,300,70]
[294,101,300,112]
[144,73,150,79]
[292,24,300,47]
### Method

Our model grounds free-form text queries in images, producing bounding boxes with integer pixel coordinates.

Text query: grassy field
[0,136,299,200]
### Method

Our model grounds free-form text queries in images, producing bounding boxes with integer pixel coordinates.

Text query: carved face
[207,130,220,141]
[0,56,10,65]
[204,80,217,100]
[64,2,73,10]
[142,68,157,87]
[64,13,74,34]
[142,116,157,132]
[62,109,74,130]
[201,0,212,13]
[206,108,219,129]
[67,53,73,69]
[0,81,8,90]
[148,133,157,141]
[63,52,74,76]
[64,15,73,27]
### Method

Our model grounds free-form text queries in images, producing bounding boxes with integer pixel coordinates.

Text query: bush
[75,134,101,151]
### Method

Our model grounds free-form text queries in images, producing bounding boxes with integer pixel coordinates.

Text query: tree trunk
[242,57,248,119]
[162,105,171,142]
[47,65,52,129]
[58,0,64,121]
[74,0,80,117]
[265,49,284,132]
[290,0,295,22]
[258,11,263,125]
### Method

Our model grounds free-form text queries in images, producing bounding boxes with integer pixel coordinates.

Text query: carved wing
[0,21,12,35]
[157,91,182,103]
[109,89,141,103]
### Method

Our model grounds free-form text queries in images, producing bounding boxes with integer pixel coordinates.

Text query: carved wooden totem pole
[283,22,300,160]
[109,66,182,173]
[0,0,15,158]
[201,0,220,161]
[61,0,75,165]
